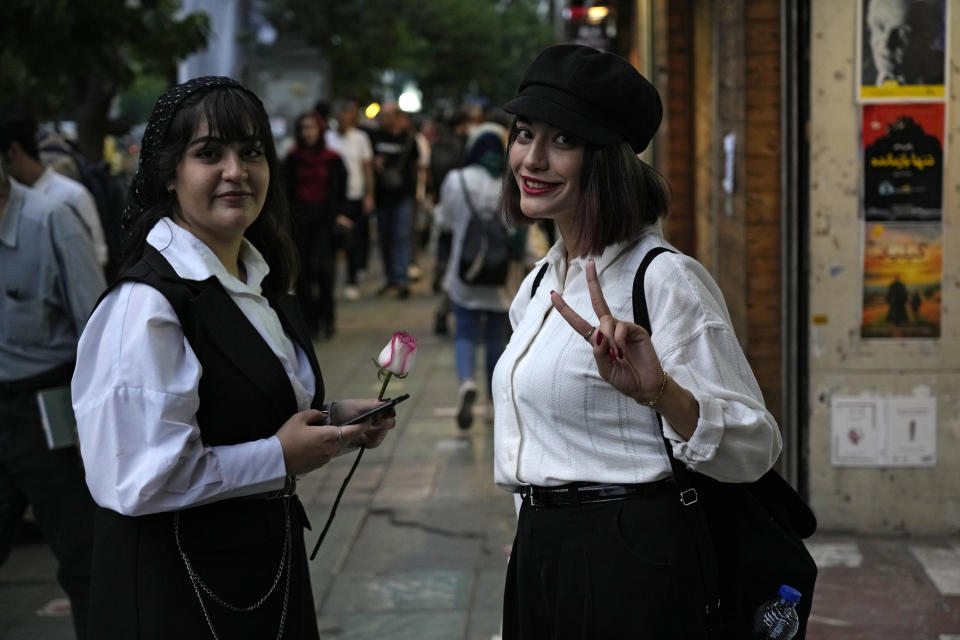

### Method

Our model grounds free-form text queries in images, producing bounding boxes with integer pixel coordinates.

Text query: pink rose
[377,332,418,376]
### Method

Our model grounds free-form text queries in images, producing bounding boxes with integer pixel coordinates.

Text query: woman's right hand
[275,408,366,475]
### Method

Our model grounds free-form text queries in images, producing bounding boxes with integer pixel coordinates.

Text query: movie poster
[862,102,944,220]
[858,0,948,101]
[861,222,941,339]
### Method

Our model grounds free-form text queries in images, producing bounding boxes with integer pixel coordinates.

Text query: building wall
[808,1,960,534]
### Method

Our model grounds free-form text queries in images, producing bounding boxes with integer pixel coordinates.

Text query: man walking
[1,110,109,271]
[370,102,425,299]
[0,138,105,639]
[327,98,375,301]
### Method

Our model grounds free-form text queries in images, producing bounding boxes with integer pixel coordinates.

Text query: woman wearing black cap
[71,78,396,639]
[492,45,782,637]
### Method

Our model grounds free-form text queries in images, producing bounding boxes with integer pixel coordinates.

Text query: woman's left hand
[331,398,397,449]
[550,260,664,405]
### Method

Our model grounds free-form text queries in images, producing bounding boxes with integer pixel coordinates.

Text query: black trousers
[293,204,336,335]
[343,199,369,284]
[0,381,94,640]
[503,488,710,640]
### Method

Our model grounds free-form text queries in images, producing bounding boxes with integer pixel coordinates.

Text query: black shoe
[434,313,449,336]
[456,381,477,430]
[398,286,410,300]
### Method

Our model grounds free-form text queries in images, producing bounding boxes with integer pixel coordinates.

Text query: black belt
[239,475,298,501]
[0,362,75,400]
[519,480,669,508]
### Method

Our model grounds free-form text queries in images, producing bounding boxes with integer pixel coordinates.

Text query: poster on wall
[862,102,944,220]
[861,222,941,339]
[831,394,936,467]
[857,0,948,101]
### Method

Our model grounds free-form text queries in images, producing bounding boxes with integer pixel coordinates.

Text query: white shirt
[32,166,108,267]
[492,231,782,490]
[434,165,511,312]
[73,219,316,516]
[326,127,373,201]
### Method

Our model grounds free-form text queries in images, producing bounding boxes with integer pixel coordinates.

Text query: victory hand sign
[549,259,700,440]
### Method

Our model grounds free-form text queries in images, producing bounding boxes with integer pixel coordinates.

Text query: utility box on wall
[808,0,960,535]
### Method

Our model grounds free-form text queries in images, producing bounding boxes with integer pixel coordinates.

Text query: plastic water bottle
[753,584,801,639]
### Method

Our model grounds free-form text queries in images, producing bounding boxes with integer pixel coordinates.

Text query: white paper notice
[831,394,937,467]
[886,397,936,466]
[831,397,881,466]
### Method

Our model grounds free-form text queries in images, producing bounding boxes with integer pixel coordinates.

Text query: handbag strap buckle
[679,487,699,506]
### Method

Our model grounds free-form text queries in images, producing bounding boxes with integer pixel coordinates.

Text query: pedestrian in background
[493,45,782,637]
[370,102,424,299]
[0,109,105,640]
[284,111,346,339]
[434,123,511,430]
[72,77,395,639]
[326,98,375,302]
[0,109,109,270]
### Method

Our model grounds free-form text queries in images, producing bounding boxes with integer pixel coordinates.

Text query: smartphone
[342,394,410,425]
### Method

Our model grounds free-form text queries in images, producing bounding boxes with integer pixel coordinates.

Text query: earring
[166,185,175,193]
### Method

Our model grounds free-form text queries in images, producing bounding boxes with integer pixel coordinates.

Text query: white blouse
[492,230,782,490]
[72,220,316,516]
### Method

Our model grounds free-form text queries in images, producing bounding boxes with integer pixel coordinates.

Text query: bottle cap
[778,584,802,603]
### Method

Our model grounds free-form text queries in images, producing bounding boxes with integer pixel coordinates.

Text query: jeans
[376,198,414,287]
[452,303,508,391]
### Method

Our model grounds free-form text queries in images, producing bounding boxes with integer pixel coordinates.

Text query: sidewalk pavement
[1,270,959,639]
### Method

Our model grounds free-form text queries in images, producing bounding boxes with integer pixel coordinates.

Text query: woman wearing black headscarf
[72,77,395,639]
[434,123,512,430]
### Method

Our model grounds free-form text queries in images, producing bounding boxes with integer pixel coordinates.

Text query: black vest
[88,246,323,639]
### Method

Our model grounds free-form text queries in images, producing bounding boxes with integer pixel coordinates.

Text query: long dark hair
[501,122,670,257]
[121,86,298,295]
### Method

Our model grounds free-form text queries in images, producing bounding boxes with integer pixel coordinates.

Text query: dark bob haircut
[121,86,297,295]
[501,123,670,257]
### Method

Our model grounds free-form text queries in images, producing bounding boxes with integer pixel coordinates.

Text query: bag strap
[530,262,549,299]
[633,246,724,634]
[458,171,479,219]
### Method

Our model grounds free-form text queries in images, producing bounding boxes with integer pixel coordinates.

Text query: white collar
[146,218,270,296]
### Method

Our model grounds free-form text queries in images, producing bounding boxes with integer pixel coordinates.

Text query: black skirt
[88,497,319,639]
[502,486,710,640]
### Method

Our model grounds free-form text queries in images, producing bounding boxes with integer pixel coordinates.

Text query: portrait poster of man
[862,102,943,220]
[861,222,941,339]
[858,0,947,100]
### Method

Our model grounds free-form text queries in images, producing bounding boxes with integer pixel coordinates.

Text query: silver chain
[174,498,292,640]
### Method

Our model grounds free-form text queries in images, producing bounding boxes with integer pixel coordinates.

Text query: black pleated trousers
[502,488,711,640]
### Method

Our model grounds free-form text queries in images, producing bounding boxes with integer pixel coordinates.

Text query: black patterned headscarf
[122,76,264,233]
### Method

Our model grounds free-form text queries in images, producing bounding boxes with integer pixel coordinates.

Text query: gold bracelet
[638,369,669,407]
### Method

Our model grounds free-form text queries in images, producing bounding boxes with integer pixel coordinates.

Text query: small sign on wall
[831,394,936,467]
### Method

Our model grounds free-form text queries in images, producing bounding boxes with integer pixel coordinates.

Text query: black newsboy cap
[503,44,662,153]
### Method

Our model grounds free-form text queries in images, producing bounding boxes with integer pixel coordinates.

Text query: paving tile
[321,569,471,613]
[471,568,507,612]
[466,608,503,640]
[911,544,960,595]
[317,610,465,640]
[805,540,864,568]
[338,508,484,575]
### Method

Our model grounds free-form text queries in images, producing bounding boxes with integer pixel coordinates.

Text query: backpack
[456,171,510,286]
[40,142,126,280]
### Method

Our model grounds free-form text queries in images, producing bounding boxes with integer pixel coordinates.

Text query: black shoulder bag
[635,247,818,640]
[530,248,818,639]
[457,171,510,286]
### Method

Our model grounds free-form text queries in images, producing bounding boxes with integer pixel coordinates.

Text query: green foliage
[0,0,208,128]
[265,0,552,109]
